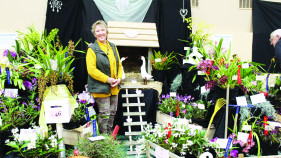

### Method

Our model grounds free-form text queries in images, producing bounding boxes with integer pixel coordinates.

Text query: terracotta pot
[69,156,90,158]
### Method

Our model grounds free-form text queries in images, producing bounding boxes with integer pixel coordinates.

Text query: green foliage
[70,135,126,158]
[0,90,40,131]
[149,51,179,70]
[170,74,182,92]
[5,126,63,158]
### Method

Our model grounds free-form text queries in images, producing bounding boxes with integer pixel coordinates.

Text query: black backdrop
[45,0,191,92]
[252,0,281,73]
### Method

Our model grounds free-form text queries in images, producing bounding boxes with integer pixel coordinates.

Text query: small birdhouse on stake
[186,47,203,65]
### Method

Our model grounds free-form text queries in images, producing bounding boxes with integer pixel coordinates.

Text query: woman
[86,20,123,134]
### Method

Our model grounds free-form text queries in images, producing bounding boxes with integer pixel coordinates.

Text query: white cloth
[93,0,152,22]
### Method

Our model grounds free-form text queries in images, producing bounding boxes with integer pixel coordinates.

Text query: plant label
[250,93,266,105]
[19,128,41,141]
[211,138,232,149]
[88,136,105,141]
[155,58,161,62]
[170,92,176,97]
[88,106,96,117]
[237,132,249,143]
[232,75,238,80]
[270,84,274,88]
[4,88,18,98]
[198,104,205,110]
[155,146,169,158]
[44,99,71,124]
[197,71,204,75]
[256,75,264,81]
[242,63,249,69]
[242,125,251,131]
[50,59,57,70]
[236,96,248,106]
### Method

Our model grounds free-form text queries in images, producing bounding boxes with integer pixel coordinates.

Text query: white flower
[182,144,188,149]
[11,128,19,135]
[49,135,58,147]
[5,139,10,144]
[27,141,36,150]
[45,144,50,150]
[186,140,193,146]
[171,143,178,149]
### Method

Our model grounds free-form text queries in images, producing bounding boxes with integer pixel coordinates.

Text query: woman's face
[94,24,107,44]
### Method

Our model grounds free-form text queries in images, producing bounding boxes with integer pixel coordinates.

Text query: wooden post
[225,84,230,139]
[56,123,65,158]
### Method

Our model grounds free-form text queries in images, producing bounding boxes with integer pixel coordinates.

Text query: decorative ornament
[49,0,63,13]
[115,0,129,13]
[179,0,188,22]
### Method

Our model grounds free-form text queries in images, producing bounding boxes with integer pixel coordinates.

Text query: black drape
[252,0,281,73]
[45,0,191,92]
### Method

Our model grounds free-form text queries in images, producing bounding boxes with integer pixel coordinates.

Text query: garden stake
[225,84,230,139]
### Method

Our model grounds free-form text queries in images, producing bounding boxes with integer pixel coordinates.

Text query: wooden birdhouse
[185,47,203,65]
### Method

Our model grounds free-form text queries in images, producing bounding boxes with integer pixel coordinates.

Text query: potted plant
[5,125,63,158]
[67,135,126,158]
[140,121,215,157]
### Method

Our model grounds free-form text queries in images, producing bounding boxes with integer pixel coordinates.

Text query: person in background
[86,20,123,134]
[270,29,281,68]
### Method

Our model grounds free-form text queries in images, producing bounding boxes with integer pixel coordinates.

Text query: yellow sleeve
[86,48,109,83]
[116,46,123,79]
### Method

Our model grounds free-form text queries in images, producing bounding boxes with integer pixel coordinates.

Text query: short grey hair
[91,20,108,36]
[270,29,281,38]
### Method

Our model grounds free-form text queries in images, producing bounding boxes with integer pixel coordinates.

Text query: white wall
[191,0,253,61]
[0,0,47,54]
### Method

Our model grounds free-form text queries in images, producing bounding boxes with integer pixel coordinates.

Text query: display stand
[107,21,159,74]
[225,84,230,138]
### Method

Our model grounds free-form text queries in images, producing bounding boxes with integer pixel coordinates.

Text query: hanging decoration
[179,0,188,22]
[115,0,129,13]
[49,0,63,13]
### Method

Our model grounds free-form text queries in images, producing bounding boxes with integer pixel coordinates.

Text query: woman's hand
[111,78,121,87]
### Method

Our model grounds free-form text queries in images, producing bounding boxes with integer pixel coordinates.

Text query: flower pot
[260,139,279,156]
[146,141,185,158]
[152,69,168,95]
[156,111,191,126]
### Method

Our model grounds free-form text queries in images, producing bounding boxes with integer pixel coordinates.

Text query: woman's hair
[91,20,108,36]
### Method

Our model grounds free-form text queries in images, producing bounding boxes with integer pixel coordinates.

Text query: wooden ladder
[122,87,147,156]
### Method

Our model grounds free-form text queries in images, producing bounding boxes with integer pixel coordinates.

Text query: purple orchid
[210,137,218,142]
[23,81,33,90]
[230,150,238,157]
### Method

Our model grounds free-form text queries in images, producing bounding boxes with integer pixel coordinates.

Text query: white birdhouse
[186,47,203,65]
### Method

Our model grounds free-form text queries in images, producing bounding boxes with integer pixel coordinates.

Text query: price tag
[237,132,249,143]
[236,96,248,106]
[50,59,57,70]
[250,93,266,105]
[232,75,238,80]
[44,99,71,124]
[155,58,161,62]
[201,86,209,94]
[155,146,169,158]
[256,75,264,81]
[198,104,205,110]
[4,88,18,98]
[170,92,176,97]
[242,63,249,69]
[197,71,204,75]
[19,128,41,141]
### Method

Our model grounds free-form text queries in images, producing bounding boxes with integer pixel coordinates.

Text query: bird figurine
[140,56,153,85]
[120,56,128,80]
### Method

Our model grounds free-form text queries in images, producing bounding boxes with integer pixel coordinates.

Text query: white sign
[242,63,249,69]
[242,125,252,131]
[212,138,232,149]
[198,71,205,75]
[198,104,205,110]
[44,99,71,123]
[50,59,57,70]
[155,58,161,62]
[4,88,18,98]
[250,93,266,105]
[237,132,249,144]
[256,75,265,81]
[236,96,248,106]
[19,128,41,141]
[0,33,17,49]
[232,75,238,80]
[88,136,105,141]
[170,92,176,97]
[88,106,96,117]
[155,146,169,158]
